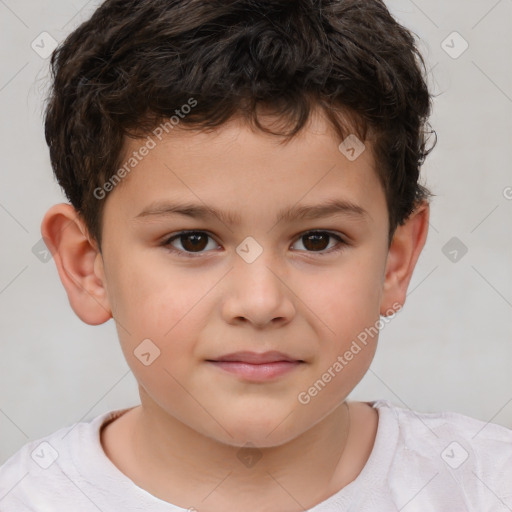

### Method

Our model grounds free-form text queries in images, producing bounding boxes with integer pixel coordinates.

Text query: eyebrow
[134,199,370,225]
[133,198,369,225]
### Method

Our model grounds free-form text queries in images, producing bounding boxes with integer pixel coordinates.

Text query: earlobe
[40,203,112,325]
[380,201,430,315]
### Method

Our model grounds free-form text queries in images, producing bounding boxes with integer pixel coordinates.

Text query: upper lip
[209,351,303,364]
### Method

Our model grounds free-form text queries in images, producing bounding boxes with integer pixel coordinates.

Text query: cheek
[109,264,202,405]
[106,254,190,334]
[107,256,216,373]
[308,253,385,341]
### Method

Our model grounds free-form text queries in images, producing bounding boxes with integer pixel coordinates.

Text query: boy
[1,0,511,510]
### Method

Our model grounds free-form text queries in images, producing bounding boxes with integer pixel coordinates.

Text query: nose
[220,250,296,329]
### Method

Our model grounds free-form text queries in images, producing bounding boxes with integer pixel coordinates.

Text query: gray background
[0,0,511,465]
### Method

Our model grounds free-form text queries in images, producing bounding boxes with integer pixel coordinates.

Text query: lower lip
[208,361,302,381]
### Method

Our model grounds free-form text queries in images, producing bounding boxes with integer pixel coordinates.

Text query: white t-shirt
[1,399,511,511]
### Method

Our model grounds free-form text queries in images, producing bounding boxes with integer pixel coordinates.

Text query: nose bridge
[222,238,295,326]
[234,239,283,299]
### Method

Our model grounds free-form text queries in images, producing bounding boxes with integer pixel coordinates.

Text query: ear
[40,203,112,325]
[380,201,430,315]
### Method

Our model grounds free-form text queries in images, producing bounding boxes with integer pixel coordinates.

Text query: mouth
[206,351,305,382]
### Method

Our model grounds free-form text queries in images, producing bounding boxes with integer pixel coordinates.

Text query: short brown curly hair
[44,0,435,252]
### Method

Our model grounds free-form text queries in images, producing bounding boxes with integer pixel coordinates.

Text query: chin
[204,413,308,449]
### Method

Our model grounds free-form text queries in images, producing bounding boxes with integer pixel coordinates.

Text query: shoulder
[372,400,512,509]
[0,408,127,511]
[375,399,512,455]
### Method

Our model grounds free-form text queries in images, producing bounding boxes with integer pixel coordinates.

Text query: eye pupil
[181,233,208,252]
[303,233,329,251]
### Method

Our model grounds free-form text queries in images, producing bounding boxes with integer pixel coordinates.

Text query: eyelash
[161,230,348,258]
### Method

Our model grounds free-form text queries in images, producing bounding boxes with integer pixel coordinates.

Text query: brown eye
[164,231,219,256]
[179,233,208,252]
[291,231,346,255]
[302,233,330,251]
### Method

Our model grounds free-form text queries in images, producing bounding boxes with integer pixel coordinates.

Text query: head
[41,0,434,447]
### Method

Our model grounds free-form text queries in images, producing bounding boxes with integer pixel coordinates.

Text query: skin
[41,107,429,512]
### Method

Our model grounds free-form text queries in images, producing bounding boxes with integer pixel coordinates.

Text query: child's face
[47,109,427,447]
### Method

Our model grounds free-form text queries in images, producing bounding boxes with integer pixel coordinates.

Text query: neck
[109,396,355,512]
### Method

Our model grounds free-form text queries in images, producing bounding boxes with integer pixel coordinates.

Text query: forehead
[105,111,385,228]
